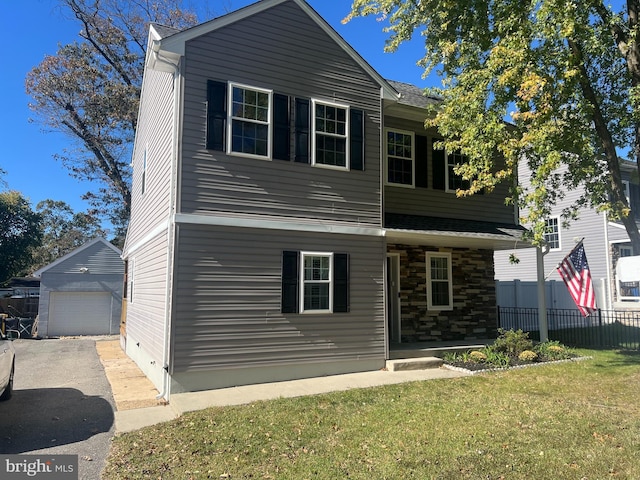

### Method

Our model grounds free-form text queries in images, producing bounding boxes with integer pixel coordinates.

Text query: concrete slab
[96,338,470,433]
[386,356,444,371]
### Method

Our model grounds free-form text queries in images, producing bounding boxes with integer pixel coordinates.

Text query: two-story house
[495,160,640,310]
[122,0,525,398]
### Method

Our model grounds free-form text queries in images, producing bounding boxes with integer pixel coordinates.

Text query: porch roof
[384,213,529,250]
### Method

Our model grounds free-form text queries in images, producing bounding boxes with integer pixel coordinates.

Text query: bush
[492,328,533,356]
[518,350,538,362]
[535,341,574,360]
[469,351,487,362]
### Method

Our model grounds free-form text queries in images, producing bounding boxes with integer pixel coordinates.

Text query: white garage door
[49,292,113,336]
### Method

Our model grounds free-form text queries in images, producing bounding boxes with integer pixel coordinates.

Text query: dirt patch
[96,339,165,411]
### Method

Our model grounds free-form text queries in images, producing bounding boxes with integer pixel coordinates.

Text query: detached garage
[34,238,124,337]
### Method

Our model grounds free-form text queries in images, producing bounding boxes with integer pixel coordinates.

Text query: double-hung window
[446,151,470,192]
[544,217,560,250]
[228,83,272,158]
[312,100,349,169]
[301,252,333,313]
[385,129,414,187]
[426,252,453,310]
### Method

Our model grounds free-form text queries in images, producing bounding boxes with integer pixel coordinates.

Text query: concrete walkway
[96,339,470,434]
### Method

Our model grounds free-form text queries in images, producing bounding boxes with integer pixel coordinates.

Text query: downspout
[155,51,182,402]
[603,211,612,309]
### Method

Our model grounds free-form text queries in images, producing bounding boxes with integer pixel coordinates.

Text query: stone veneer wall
[388,244,497,342]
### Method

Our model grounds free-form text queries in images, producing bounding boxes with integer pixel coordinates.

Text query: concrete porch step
[386,356,444,372]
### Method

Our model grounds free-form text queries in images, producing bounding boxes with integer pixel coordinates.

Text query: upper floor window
[206,80,364,169]
[544,217,561,250]
[228,83,272,158]
[312,100,349,169]
[426,252,453,310]
[446,151,471,192]
[385,129,414,187]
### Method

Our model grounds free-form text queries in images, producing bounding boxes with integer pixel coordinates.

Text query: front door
[386,254,401,344]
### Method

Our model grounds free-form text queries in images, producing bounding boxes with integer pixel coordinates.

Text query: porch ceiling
[384,213,530,250]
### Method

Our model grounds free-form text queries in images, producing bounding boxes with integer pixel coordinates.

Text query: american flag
[557,242,597,317]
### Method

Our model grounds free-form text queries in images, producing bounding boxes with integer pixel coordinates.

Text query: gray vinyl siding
[179,0,381,227]
[383,117,515,224]
[43,241,122,274]
[126,231,169,363]
[495,164,612,285]
[125,64,175,249]
[169,224,385,373]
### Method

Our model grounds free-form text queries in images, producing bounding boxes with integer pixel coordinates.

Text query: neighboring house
[494,160,640,310]
[34,238,123,337]
[122,0,525,397]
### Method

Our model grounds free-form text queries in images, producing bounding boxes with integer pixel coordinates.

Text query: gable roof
[149,0,399,101]
[33,237,122,277]
[387,80,442,109]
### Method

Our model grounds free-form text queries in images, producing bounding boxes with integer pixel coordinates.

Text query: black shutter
[415,135,428,188]
[281,251,299,313]
[206,80,227,151]
[294,98,310,164]
[333,253,350,313]
[432,138,446,190]
[273,94,290,161]
[350,109,364,171]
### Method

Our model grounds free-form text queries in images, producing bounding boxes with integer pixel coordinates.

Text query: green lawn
[103,350,640,479]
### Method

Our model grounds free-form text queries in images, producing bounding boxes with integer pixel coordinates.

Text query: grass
[102,349,640,480]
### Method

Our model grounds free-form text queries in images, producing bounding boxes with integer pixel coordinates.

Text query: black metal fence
[497,307,640,350]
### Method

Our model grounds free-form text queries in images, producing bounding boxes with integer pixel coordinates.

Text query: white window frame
[384,128,415,188]
[227,82,272,160]
[311,99,350,171]
[623,180,631,205]
[300,251,333,314]
[445,151,470,193]
[426,252,453,310]
[544,216,561,251]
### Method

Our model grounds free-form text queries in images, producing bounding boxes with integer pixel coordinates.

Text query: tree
[26,0,199,240]
[0,192,42,284]
[29,200,106,272]
[347,0,640,251]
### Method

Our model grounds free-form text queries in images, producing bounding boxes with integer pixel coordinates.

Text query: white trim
[33,237,121,277]
[426,252,453,311]
[384,128,415,188]
[227,82,273,160]
[444,150,469,194]
[123,221,170,257]
[623,179,631,205]
[544,216,561,251]
[311,98,350,170]
[300,251,333,314]
[173,213,382,237]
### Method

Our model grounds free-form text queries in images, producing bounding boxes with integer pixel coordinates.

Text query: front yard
[103,349,640,479]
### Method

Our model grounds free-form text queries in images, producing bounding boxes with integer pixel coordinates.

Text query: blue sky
[2,0,436,230]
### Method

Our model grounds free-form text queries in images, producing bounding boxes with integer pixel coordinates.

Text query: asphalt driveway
[0,337,116,479]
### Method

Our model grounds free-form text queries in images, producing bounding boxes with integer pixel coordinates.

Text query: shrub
[492,328,533,356]
[518,350,538,362]
[483,348,511,368]
[469,351,487,362]
[535,341,574,360]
